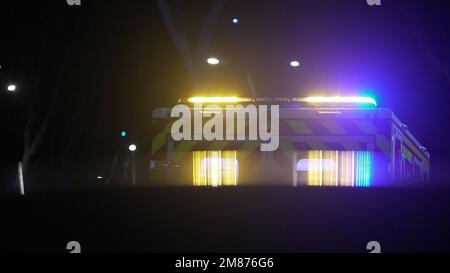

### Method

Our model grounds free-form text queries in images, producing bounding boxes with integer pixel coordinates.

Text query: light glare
[7,84,16,92]
[128,144,137,152]
[302,96,377,107]
[188,96,250,103]
[193,151,238,186]
[290,61,300,67]
[207,57,220,65]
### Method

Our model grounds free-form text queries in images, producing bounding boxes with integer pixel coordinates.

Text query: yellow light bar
[187,97,252,103]
[301,96,377,107]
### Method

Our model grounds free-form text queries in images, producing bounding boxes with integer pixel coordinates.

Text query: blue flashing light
[355,151,373,187]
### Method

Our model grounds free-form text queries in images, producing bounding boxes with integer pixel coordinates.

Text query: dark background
[1,187,450,253]
[1,0,450,253]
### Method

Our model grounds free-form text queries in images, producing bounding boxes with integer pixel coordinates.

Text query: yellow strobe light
[188,97,252,103]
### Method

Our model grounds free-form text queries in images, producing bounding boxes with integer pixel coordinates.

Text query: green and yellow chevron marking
[286,120,313,135]
[239,141,261,160]
[279,141,296,159]
[353,120,378,135]
[207,140,230,151]
[173,140,198,162]
[270,142,297,178]
[376,134,391,157]
[320,120,346,135]
[353,120,391,157]
[152,122,173,156]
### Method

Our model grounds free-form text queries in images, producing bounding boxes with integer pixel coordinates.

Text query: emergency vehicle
[150,96,430,187]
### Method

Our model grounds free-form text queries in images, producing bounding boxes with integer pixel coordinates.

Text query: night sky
[1,0,450,191]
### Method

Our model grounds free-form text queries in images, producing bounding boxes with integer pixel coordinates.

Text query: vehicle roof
[152,106,430,159]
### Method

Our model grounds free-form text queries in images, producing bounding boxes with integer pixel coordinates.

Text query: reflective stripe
[320,120,346,135]
[402,135,430,168]
[306,142,329,151]
[152,132,167,156]
[156,119,393,163]
[342,142,362,151]
[353,120,391,157]
[286,120,313,135]
[376,134,391,157]
[151,123,173,156]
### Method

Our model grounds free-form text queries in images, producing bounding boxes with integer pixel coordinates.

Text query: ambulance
[150,96,430,187]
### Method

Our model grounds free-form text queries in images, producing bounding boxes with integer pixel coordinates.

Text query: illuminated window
[193,151,238,187]
[297,150,372,187]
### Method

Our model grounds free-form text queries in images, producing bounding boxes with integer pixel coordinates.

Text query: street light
[7,84,16,92]
[207,57,220,65]
[128,144,137,152]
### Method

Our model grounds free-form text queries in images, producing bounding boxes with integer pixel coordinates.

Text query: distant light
[302,96,377,107]
[188,97,251,103]
[128,144,137,152]
[97,176,103,180]
[7,84,16,92]
[290,61,300,68]
[207,57,220,65]
[232,18,239,24]
[121,131,127,137]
